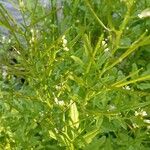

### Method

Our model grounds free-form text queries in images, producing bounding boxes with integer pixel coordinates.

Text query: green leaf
[71,55,84,67]
[83,128,100,144]
[84,136,106,150]
[137,82,150,90]
[69,100,79,128]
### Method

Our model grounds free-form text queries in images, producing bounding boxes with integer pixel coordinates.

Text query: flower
[54,97,65,106]
[135,109,147,117]
[61,35,69,51]
[138,9,150,18]
[63,47,69,51]
[104,48,109,52]
[102,40,107,48]
[144,119,150,124]
[123,85,130,90]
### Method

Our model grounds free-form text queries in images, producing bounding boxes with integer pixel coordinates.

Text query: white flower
[2,36,6,43]
[104,48,109,52]
[138,9,150,18]
[147,126,150,129]
[109,105,116,111]
[55,85,61,90]
[61,35,69,51]
[102,40,107,48]
[54,97,65,106]
[8,39,11,43]
[123,85,130,90]
[141,111,147,117]
[102,40,106,45]
[63,47,69,51]
[63,38,67,45]
[144,119,150,124]
[135,109,147,117]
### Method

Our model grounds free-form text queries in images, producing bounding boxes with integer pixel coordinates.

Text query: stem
[84,0,111,32]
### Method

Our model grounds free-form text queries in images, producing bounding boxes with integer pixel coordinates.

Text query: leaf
[137,83,150,90]
[84,136,106,150]
[71,55,84,66]
[83,34,93,57]
[83,128,100,144]
[96,115,103,128]
[49,130,57,140]
[69,100,79,128]
[131,63,139,79]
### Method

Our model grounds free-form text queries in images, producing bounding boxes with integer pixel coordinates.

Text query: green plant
[0,0,150,149]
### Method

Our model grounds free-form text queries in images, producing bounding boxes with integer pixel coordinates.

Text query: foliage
[0,0,150,149]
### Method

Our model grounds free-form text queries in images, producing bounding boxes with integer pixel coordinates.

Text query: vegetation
[0,0,150,149]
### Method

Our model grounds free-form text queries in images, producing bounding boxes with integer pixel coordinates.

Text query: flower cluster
[0,36,11,44]
[133,108,150,129]
[123,85,131,90]
[62,35,69,51]
[135,109,147,117]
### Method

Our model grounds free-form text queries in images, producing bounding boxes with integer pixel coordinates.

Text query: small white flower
[39,111,44,117]
[8,39,11,43]
[141,111,147,117]
[135,109,147,117]
[104,48,109,52]
[102,40,107,48]
[138,9,150,18]
[144,119,150,124]
[147,126,150,129]
[123,85,130,90]
[30,28,34,33]
[2,36,6,43]
[55,85,61,90]
[54,97,65,106]
[109,105,116,111]
[135,111,138,116]
[63,38,67,45]
[63,47,69,51]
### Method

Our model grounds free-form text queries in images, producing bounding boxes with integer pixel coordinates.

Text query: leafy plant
[0,0,150,149]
